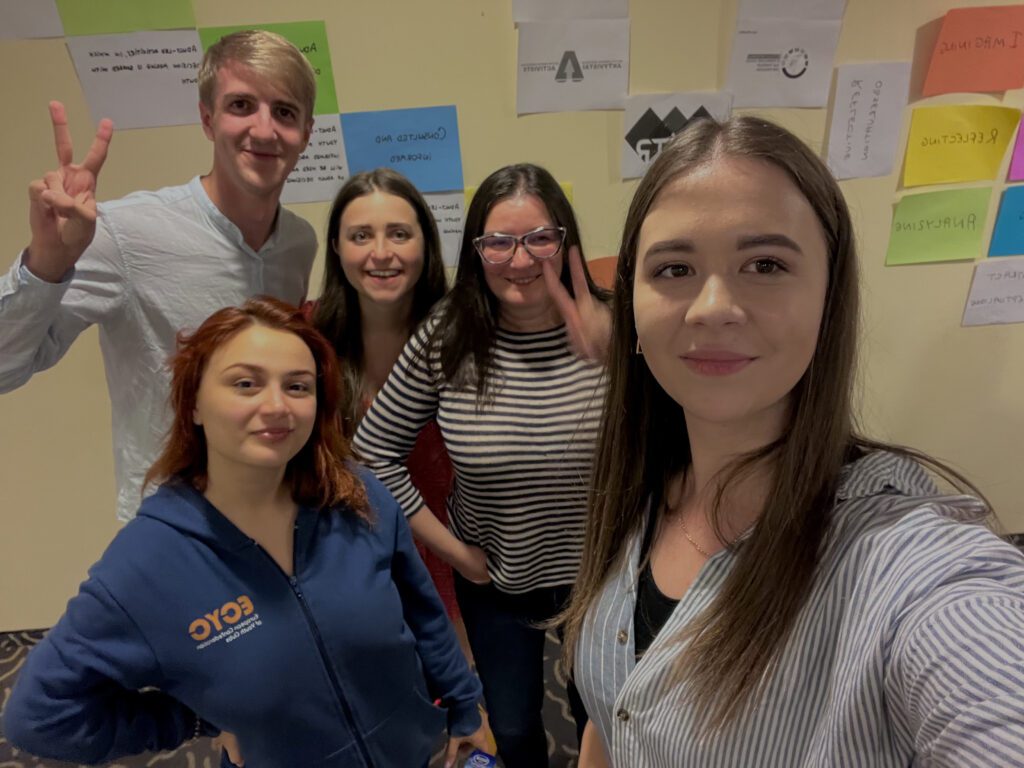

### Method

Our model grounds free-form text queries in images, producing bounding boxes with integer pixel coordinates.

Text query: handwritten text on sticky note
[903,105,1019,187]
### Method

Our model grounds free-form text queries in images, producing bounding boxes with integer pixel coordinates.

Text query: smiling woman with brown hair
[561,117,1024,767]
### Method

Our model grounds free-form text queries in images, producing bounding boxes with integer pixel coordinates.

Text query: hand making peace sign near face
[541,244,612,363]
[25,101,113,283]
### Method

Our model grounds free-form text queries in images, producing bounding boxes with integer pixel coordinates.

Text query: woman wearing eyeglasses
[353,164,609,768]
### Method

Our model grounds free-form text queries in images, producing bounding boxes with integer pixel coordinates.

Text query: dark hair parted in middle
[313,168,448,436]
[428,162,609,400]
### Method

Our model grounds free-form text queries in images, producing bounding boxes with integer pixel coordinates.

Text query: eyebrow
[222,363,315,377]
[221,92,301,113]
[642,233,804,261]
[736,234,804,254]
[642,238,695,260]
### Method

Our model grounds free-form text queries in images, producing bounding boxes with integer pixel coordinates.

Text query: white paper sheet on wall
[517,19,629,114]
[280,114,348,205]
[512,0,628,22]
[826,61,911,180]
[621,92,733,179]
[727,17,841,108]
[65,30,204,129]
[0,0,63,39]
[962,256,1024,327]
[425,191,466,268]
[737,0,846,20]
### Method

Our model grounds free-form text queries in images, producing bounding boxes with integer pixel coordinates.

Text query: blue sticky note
[341,105,463,193]
[990,185,1024,257]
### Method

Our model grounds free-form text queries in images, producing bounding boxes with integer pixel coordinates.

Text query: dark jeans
[454,574,588,768]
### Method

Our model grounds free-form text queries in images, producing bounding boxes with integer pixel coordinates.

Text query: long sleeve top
[576,450,1024,767]
[0,177,316,521]
[353,319,606,594]
[2,467,482,767]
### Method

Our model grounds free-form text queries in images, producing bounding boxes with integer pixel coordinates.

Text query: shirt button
[616,708,630,722]
[616,629,628,645]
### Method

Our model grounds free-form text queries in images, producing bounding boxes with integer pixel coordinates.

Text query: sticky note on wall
[903,105,1019,187]
[886,188,990,266]
[989,186,1024,257]
[923,5,1024,97]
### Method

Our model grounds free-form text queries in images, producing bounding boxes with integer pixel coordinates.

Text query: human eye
[232,377,258,392]
[287,379,314,395]
[350,230,371,244]
[652,262,692,279]
[742,257,788,275]
[482,235,514,252]
[390,227,412,242]
[226,97,253,114]
[274,104,298,123]
[526,230,557,247]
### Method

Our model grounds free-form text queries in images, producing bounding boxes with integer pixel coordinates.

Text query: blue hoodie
[3,467,482,767]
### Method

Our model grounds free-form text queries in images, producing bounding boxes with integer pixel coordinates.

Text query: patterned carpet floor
[0,629,579,768]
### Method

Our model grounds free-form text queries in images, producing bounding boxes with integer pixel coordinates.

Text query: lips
[252,428,292,442]
[367,269,402,278]
[505,275,541,285]
[681,349,756,376]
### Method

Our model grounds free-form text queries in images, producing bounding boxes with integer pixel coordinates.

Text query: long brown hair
[313,168,447,437]
[560,116,985,731]
[146,296,368,517]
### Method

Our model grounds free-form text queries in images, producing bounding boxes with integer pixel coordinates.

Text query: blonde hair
[198,29,316,122]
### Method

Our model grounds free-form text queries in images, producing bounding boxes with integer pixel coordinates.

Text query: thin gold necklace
[674,507,755,559]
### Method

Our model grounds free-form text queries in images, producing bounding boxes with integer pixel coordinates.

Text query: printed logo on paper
[625,106,714,163]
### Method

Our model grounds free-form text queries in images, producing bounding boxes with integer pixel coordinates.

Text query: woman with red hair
[3,297,488,768]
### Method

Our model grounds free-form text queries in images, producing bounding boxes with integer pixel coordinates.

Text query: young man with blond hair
[0,30,319,521]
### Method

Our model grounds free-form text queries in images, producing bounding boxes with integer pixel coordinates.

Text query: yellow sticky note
[903,105,1019,187]
[464,182,573,209]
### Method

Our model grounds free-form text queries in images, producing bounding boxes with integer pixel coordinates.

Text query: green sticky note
[198,22,338,116]
[56,0,196,36]
[886,188,990,266]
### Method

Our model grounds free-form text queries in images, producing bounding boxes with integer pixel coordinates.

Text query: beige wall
[1,0,1021,629]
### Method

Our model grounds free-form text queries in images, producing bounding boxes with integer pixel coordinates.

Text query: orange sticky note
[923,5,1024,96]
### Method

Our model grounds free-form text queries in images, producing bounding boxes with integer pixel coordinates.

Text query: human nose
[508,239,534,267]
[684,275,745,326]
[369,233,393,261]
[259,383,288,415]
[248,105,277,143]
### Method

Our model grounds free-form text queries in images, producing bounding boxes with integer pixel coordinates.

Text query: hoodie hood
[137,481,255,553]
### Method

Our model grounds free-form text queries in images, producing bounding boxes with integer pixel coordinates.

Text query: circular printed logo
[781,47,809,79]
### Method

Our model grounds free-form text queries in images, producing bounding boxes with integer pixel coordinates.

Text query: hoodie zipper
[253,539,375,768]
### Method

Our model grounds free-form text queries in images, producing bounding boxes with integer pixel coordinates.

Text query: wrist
[23,244,70,283]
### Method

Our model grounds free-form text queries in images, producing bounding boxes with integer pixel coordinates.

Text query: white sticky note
[622,92,733,179]
[962,256,1024,327]
[0,0,63,39]
[65,30,204,129]
[727,17,842,108]
[513,0,628,22]
[425,191,466,268]
[281,114,348,205]
[737,0,846,20]
[517,19,629,114]
[826,61,911,180]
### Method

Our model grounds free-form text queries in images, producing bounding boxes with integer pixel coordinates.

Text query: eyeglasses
[473,226,567,264]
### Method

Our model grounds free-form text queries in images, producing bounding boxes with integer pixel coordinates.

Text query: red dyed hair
[145,296,368,516]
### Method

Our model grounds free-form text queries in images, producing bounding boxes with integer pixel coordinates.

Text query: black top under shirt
[633,510,681,660]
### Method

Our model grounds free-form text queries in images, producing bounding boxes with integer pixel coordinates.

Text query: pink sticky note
[1010,127,1024,182]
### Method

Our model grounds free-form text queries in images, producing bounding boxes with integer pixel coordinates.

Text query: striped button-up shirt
[576,451,1024,766]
